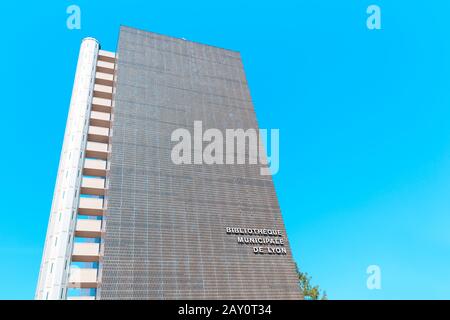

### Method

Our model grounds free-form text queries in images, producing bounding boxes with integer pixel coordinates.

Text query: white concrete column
[35,38,99,300]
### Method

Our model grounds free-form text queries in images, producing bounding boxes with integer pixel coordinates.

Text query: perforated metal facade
[98,26,301,299]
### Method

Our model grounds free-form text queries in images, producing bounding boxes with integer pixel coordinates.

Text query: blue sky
[1,0,450,299]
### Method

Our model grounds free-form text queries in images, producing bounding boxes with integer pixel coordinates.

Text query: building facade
[36,26,301,300]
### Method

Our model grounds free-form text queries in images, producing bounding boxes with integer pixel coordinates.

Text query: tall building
[36,26,301,300]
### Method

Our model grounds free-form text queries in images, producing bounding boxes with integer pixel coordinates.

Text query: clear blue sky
[1,0,450,299]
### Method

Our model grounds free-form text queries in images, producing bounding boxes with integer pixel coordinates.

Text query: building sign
[226,227,287,255]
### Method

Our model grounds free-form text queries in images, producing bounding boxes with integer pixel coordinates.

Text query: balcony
[88,125,109,143]
[95,72,114,86]
[93,84,113,100]
[75,219,102,238]
[94,84,112,94]
[98,49,116,63]
[68,268,98,288]
[81,177,105,196]
[92,97,112,113]
[67,296,96,300]
[96,60,115,74]
[83,158,107,177]
[90,111,111,128]
[78,197,104,216]
[85,141,108,160]
[72,243,100,262]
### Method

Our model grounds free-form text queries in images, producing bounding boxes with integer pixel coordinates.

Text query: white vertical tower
[35,38,100,300]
